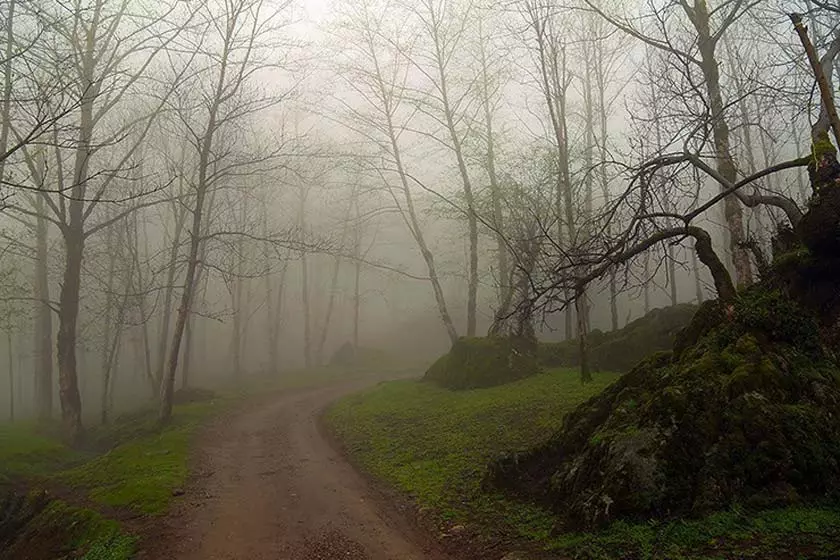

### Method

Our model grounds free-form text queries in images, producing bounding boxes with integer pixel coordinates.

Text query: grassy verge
[60,400,224,515]
[325,368,840,559]
[325,369,619,533]
[1,365,389,559]
[1,495,135,560]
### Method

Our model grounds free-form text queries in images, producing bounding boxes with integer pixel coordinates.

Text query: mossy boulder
[424,336,539,390]
[488,292,840,530]
[539,304,698,372]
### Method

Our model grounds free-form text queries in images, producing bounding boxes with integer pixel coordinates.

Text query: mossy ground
[60,400,224,515]
[326,368,840,559]
[1,365,384,559]
[0,399,225,559]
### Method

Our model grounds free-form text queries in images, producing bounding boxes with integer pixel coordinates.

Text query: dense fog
[0,0,833,436]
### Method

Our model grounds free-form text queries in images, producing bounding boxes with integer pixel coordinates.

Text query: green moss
[424,336,539,390]
[59,400,223,515]
[542,304,698,372]
[811,131,837,162]
[733,289,820,349]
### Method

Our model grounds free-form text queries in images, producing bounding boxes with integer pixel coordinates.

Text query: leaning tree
[489,12,840,530]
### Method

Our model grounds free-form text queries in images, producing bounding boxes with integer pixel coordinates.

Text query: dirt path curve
[139,378,449,560]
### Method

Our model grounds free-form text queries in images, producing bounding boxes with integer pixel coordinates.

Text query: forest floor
[326,369,840,560]
[136,377,451,560]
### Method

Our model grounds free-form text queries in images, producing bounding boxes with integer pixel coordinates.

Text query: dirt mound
[424,336,539,390]
[539,304,697,373]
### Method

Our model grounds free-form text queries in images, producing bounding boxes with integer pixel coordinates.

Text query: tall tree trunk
[233,196,248,376]
[594,20,619,331]
[427,11,479,337]
[181,256,209,390]
[271,265,286,373]
[156,201,186,390]
[478,24,510,327]
[7,331,14,423]
[352,194,362,350]
[57,226,85,442]
[668,246,678,306]
[181,189,214,390]
[298,182,312,369]
[56,5,107,442]
[0,0,14,174]
[692,247,705,304]
[181,312,193,390]
[691,0,752,287]
[315,253,342,366]
[576,290,591,384]
[101,224,134,425]
[579,47,595,336]
[300,249,312,369]
[135,214,155,395]
[367,29,458,345]
[530,14,576,342]
[160,187,206,423]
[34,195,53,421]
[315,196,353,365]
[159,53,225,422]
[643,251,651,314]
[99,222,117,423]
[266,255,287,375]
[232,242,244,377]
[353,260,361,350]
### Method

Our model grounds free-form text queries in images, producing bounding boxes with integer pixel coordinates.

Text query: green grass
[60,400,224,515]
[326,368,840,559]
[555,506,840,559]
[326,368,619,526]
[0,423,86,483]
[1,495,136,560]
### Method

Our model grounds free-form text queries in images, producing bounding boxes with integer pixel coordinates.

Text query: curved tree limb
[575,226,736,304]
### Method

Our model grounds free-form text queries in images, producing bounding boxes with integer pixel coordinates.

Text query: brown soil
[137,379,451,560]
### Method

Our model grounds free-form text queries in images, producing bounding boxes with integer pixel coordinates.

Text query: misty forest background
[0,0,835,439]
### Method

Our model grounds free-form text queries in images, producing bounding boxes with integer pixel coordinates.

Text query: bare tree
[584,0,758,287]
[4,0,195,442]
[333,0,460,345]
[159,0,297,423]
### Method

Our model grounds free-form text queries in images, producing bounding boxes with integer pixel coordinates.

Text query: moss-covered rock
[487,292,840,531]
[424,336,539,390]
[540,304,698,372]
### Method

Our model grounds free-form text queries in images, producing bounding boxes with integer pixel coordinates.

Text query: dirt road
[140,379,447,560]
